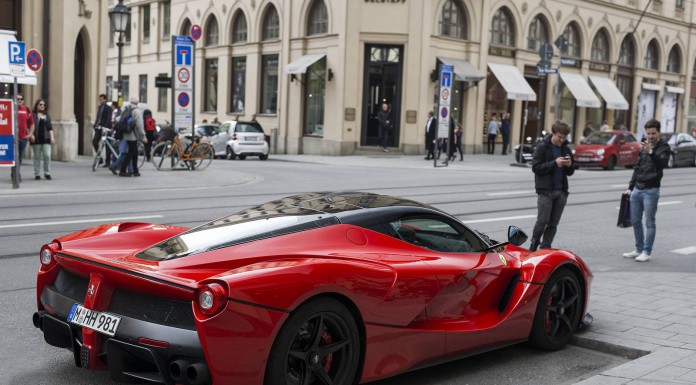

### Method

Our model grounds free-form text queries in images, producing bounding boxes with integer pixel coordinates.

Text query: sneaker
[110,167,118,175]
[133,172,141,177]
[383,148,389,152]
[44,175,51,180]
[635,252,651,262]
[119,172,131,177]
[623,250,640,259]
[34,175,40,180]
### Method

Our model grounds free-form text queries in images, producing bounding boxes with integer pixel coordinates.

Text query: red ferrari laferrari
[34,192,592,385]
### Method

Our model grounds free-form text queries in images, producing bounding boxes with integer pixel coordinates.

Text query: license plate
[576,157,591,162]
[68,304,121,337]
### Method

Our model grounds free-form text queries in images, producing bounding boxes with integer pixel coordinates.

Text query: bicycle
[92,127,146,171]
[151,133,213,171]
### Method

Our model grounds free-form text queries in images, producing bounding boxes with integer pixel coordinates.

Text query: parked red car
[573,130,641,170]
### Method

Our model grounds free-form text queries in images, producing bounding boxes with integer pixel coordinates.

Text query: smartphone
[564,155,570,160]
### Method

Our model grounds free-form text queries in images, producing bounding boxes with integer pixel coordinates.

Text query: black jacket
[95,103,113,129]
[628,139,670,190]
[532,135,575,194]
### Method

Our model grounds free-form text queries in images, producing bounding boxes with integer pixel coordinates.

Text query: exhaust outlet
[33,311,47,330]
[186,362,211,385]
[169,359,189,382]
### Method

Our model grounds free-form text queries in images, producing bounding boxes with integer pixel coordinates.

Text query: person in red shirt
[13,94,35,182]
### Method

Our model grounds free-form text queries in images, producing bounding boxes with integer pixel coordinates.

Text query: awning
[589,76,629,110]
[284,54,326,74]
[0,30,37,85]
[438,57,485,82]
[487,63,536,101]
[559,72,601,108]
[666,86,685,94]
[642,83,661,91]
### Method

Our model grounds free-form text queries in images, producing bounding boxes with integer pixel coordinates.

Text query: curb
[571,334,651,360]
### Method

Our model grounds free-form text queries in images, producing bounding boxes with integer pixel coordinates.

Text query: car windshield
[236,123,264,133]
[137,206,339,261]
[585,132,616,145]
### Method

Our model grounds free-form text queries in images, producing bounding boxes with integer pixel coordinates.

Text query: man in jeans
[623,119,671,262]
[529,121,574,251]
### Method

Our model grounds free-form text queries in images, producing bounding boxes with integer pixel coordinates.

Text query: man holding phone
[529,121,575,251]
[623,119,671,262]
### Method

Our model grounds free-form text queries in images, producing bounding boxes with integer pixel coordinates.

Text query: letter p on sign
[8,41,26,65]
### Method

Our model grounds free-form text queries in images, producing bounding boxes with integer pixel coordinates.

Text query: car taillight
[196,283,228,317]
[40,242,60,268]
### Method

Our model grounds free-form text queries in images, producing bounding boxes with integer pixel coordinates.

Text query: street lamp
[109,0,131,106]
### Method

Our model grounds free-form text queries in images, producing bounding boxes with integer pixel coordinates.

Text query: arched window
[667,46,681,73]
[262,5,280,41]
[490,7,514,47]
[180,18,191,37]
[618,35,635,67]
[307,0,328,36]
[527,15,549,50]
[440,0,466,39]
[644,40,659,70]
[591,29,610,62]
[562,22,581,57]
[204,15,219,46]
[231,11,248,43]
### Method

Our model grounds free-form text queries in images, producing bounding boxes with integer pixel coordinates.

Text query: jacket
[122,106,146,141]
[628,139,670,190]
[532,135,575,194]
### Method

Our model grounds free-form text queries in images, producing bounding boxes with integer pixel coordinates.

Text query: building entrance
[361,44,403,148]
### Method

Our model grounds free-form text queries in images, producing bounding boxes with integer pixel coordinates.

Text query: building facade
[5,1,696,160]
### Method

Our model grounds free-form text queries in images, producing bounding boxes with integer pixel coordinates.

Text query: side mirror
[507,226,528,246]
[619,140,626,146]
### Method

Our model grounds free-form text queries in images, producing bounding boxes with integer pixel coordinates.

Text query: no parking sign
[26,49,43,71]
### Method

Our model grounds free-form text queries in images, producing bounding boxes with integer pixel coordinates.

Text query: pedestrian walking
[117,96,147,177]
[93,94,113,166]
[11,94,34,182]
[600,120,609,131]
[450,123,463,161]
[500,112,510,155]
[622,119,671,262]
[424,111,436,160]
[143,109,156,161]
[487,113,499,154]
[30,99,54,180]
[529,121,575,251]
[377,103,392,152]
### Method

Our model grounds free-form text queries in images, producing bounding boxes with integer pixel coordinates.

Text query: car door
[386,216,524,355]
[618,133,639,165]
[675,134,696,165]
[211,122,232,155]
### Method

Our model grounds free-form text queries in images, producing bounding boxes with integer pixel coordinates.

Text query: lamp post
[109,0,131,106]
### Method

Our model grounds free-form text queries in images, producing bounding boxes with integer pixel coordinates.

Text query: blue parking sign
[8,41,26,65]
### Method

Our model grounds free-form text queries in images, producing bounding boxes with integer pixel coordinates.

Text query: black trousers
[501,133,510,155]
[487,134,497,154]
[120,140,139,174]
[532,190,568,249]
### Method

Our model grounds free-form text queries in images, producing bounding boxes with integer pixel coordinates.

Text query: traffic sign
[155,76,171,88]
[537,67,558,75]
[554,35,568,51]
[437,64,453,140]
[172,35,195,133]
[26,49,43,72]
[177,67,190,84]
[8,41,25,77]
[178,92,190,107]
[190,24,202,41]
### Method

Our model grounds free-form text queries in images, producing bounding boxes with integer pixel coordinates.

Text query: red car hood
[574,144,609,153]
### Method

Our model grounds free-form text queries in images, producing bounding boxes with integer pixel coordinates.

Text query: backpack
[144,116,156,132]
[116,107,135,135]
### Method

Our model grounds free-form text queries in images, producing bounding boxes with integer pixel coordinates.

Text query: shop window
[307,0,328,36]
[232,11,247,43]
[205,15,219,46]
[230,57,246,113]
[644,40,659,70]
[204,59,218,111]
[261,55,279,114]
[262,6,280,41]
[562,22,581,58]
[304,58,326,137]
[440,0,467,40]
[618,35,635,67]
[158,73,167,112]
[591,29,610,62]
[667,46,681,73]
[490,7,514,47]
[527,15,549,51]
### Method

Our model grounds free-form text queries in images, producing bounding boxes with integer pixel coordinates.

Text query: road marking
[465,215,537,224]
[0,215,164,229]
[487,191,532,196]
[671,246,696,255]
[616,200,682,209]
[611,184,628,188]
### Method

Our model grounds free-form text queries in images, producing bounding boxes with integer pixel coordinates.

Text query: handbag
[617,193,631,228]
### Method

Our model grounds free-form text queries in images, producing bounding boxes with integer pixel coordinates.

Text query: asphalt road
[2,157,694,384]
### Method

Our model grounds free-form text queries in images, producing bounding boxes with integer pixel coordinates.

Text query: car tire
[264,297,360,385]
[528,268,583,351]
[603,155,616,170]
[259,154,269,160]
[692,154,696,167]
[667,154,675,168]
[238,155,247,160]
[225,146,236,160]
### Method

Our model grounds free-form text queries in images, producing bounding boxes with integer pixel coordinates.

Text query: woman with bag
[30,99,54,180]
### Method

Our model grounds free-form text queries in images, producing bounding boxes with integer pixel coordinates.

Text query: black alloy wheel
[265,298,360,385]
[528,269,583,351]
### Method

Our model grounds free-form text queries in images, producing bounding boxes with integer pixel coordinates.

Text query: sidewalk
[3,154,695,383]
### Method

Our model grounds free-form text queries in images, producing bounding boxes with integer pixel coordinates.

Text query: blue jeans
[630,187,660,254]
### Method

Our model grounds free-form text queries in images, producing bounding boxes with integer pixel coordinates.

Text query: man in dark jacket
[529,121,575,251]
[376,103,391,152]
[424,111,436,160]
[622,119,671,262]
[93,94,113,166]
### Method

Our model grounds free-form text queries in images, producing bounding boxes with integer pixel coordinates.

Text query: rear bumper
[231,141,269,156]
[35,284,209,385]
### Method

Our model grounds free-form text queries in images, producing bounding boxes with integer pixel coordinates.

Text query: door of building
[361,44,403,147]
[74,34,86,155]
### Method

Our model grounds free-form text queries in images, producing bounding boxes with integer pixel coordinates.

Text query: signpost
[436,64,453,167]
[172,35,195,138]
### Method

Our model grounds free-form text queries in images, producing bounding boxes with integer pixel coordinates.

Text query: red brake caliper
[321,328,333,372]
[545,293,554,334]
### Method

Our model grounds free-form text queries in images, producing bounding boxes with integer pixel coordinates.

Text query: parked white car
[210,121,269,160]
